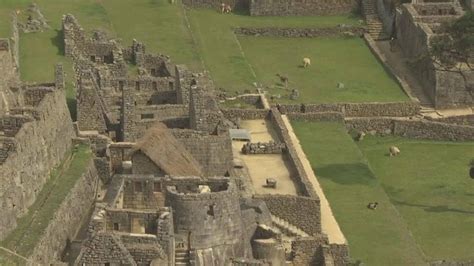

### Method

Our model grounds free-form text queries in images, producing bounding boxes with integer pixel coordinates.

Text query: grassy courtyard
[239,36,407,103]
[1,144,92,258]
[292,121,474,265]
[292,121,425,265]
[357,136,474,261]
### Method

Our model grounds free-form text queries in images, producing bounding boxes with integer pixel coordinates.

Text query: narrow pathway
[281,115,346,244]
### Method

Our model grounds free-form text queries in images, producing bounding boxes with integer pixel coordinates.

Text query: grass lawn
[187,8,362,95]
[292,121,426,266]
[239,36,408,103]
[1,144,92,258]
[358,136,474,261]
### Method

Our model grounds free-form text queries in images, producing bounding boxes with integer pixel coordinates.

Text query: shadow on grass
[315,162,378,186]
[67,98,77,122]
[392,199,474,215]
[50,29,65,56]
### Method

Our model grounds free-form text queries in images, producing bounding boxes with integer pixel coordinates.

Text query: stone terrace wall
[254,195,321,236]
[346,117,474,141]
[277,101,420,117]
[29,158,98,264]
[269,108,318,198]
[322,244,351,266]
[287,112,344,122]
[234,27,365,38]
[0,88,75,240]
[221,108,270,124]
[427,114,474,126]
[182,0,249,10]
[291,236,328,265]
[249,0,359,16]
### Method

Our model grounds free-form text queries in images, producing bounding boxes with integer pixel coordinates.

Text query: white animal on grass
[389,146,400,156]
[303,57,311,68]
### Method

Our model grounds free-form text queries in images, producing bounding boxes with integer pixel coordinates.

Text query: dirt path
[281,115,347,244]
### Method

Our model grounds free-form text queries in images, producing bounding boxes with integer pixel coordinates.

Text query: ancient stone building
[62,14,349,265]
[0,58,75,240]
[395,0,473,108]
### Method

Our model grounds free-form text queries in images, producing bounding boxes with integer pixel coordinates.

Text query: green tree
[429,12,474,92]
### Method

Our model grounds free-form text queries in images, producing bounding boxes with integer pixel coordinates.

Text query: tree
[429,12,474,93]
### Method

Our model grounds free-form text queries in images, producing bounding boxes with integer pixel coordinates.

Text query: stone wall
[254,194,321,236]
[182,0,249,11]
[323,244,351,266]
[395,4,473,108]
[269,108,318,198]
[234,26,365,38]
[426,114,474,126]
[28,158,99,264]
[222,108,270,123]
[277,101,420,117]
[287,112,344,122]
[0,87,75,240]
[291,236,328,265]
[171,129,233,176]
[345,117,474,141]
[249,0,359,16]
[120,234,168,265]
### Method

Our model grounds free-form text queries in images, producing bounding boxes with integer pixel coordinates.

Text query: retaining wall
[254,195,321,236]
[0,88,75,240]
[28,157,98,264]
[234,27,365,38]
[269,108,318,198]
[346,117,474,141]
[277,101,420,117]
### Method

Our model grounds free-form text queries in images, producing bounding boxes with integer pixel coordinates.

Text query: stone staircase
[175,248,191,266]
[271,215,309,238]
[362,0,389,40]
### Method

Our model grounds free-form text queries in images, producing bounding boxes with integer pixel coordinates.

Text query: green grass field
[292,121,474,265]
[1,144,92,258]
[292,121,426,265]
[239,36,407,103]
[358,136,474,261]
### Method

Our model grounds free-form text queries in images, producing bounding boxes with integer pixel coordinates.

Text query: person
[221,3,226,13]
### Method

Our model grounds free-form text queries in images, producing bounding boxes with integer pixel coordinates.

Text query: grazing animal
[367,202,378,210]
[276,74,289,88]
[223,4,232,13]
[303,57,311,68]
[356,131,366,141]
[389,146,400,156]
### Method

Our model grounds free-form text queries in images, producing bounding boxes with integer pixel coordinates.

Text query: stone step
[271,215,309,238]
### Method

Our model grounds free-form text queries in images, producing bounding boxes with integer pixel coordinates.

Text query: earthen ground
[232,119,298,196]
[281,115,347,244]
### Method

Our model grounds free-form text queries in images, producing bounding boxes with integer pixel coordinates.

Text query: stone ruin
[395,0,473,108]
[0,31,75,241]
[57,14,350,265]
[241,141,286,154]
[17,3,50,33]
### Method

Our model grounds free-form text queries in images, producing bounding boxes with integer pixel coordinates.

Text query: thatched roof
[132,122,203,176]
